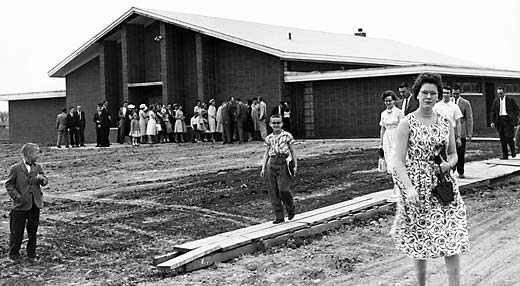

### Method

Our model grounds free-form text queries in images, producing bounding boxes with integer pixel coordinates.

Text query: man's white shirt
[433,100,463,128]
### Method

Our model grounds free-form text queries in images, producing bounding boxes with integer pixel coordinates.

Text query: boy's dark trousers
[265,155,295,220]
[9,203,40,258]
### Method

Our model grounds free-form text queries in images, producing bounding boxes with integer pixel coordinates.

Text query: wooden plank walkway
[154,158,520,272]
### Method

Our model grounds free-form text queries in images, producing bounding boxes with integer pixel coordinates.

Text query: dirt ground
[0,139,517,286]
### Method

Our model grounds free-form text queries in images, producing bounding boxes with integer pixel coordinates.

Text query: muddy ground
[0,139,516,286]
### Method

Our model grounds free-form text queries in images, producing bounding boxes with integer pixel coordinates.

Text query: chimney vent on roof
[354,28,366,37]
[288,32,292,40]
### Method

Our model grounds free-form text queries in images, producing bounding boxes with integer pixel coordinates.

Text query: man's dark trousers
[9,203,40,258]
[499,115,515,157]
[265,156,295,220]
[456,138,467,175]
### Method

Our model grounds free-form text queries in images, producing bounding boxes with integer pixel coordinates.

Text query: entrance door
[485,82,496,125]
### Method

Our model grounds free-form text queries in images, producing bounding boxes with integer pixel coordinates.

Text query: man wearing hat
[117,101,131,144]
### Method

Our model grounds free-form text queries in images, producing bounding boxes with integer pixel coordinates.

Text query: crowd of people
[56,96,294,148]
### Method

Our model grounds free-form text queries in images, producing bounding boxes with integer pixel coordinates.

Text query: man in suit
[94,103,110,147]
[5,143,48,263]
[490,87,519,159]
[397,82,419,115]
[102,100,111,146]
[236,98,249,143]
[117,101,130,144]
[453,85,473,178]
[56,108,69,148]
[66,107,80,147]
[221,101,232,144]
[76,105,86,147]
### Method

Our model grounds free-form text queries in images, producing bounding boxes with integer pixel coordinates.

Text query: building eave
[0,91,66,101]
[284,64,520,83]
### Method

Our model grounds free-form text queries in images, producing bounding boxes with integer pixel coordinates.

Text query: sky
[1,0,519,111]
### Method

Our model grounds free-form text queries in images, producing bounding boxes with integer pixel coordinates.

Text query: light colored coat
[456,97,473,138]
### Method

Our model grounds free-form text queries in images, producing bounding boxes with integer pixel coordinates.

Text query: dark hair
[69,107,75,111]
[62,108,67,113]
[443,85,452,92]
[97,103,103,107]
[399,82,410,89]
[453,84,461,90]
[497,86,504,91]
[381,90,397,101]
[412,73,443,98]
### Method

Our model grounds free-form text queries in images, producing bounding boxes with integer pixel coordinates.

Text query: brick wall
[9,98,66,144]
[144,22,161,82]
[66,57,101,143]
[214,40,283,114]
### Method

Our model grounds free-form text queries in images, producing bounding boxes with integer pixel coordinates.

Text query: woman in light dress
[208,99,217,142]
[138,104,148,144]
[146,104,157,144]
[173,105,187,143]
[379,90,404,202]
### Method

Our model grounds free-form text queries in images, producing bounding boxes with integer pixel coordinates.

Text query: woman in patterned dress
[392,72,469,286]
[379,90,404,202]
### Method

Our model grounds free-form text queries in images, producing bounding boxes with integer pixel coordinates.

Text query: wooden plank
[184,243,259,272]
[292,197,371,221]
[219,235,253,251]
[152,250,182,266]
[241,221,308,240]
[483,158,520,167]
[299,197,385,225]
[175,234,228,252]
[157,244,221,270]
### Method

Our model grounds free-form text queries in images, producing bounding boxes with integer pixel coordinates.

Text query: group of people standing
[55,106,86,148]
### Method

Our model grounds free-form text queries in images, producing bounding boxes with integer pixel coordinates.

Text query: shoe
[56,146,61,148]
[273,218,285,224]
[9,255,21,264]
[500,157,508,160]
[288,211,295,221]
[80,144,86,147]
[458,174,465,179]
[512,152,516,158]
[27,254,39,262]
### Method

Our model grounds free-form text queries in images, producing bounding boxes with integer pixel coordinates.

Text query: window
[454,82,482,94]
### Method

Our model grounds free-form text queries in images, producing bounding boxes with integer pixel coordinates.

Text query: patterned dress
[391,114,469,260]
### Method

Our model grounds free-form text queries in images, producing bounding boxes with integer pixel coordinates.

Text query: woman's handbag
[377,148,387,172]
[378,158,387,173]
[432,155,454,205]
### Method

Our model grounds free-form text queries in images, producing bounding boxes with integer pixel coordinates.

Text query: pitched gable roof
[49,7,482,77]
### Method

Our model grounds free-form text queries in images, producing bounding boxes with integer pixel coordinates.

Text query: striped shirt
[265,130,294,157]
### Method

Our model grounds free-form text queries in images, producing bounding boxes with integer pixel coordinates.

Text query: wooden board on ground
[241,221,308,240]
[483,158,520,167]
[157,244,221,270]
[152,250,182,266]
[298,198,384,225]
[292,197,371,221]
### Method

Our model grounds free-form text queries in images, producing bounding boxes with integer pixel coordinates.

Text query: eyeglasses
[384,99,394,102]
[271,122,282,125]
[419,90,438,96]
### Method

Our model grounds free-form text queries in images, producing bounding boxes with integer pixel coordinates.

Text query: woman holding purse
[379,90,404,202]
[392,72,469,286]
